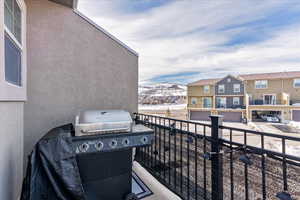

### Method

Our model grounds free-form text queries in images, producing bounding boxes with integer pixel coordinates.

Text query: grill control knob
[141,136,148,144]
[122,138,130,147]
[95,141,104,151]
[109,139,118,149]
[79,143,89,153]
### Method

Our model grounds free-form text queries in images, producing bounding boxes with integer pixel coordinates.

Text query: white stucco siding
[0,102,24,200]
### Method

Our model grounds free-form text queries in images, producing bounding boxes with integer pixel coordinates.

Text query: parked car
[261,114,280,122]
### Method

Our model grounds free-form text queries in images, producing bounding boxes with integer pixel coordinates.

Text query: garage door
[190,111,211,121]
[293,110,300,122]
[219,112,242,122]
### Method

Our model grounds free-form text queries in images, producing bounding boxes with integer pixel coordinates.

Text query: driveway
[253,122,300,135]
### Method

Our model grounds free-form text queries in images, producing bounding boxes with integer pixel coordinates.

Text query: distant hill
[139,83,187,105]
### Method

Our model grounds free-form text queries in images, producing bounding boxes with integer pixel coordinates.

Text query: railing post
[210,115,224,200]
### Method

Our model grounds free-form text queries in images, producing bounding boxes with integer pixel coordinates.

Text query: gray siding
[215,75,244,95]
[0,102,23,199]
[216,96,244,108]
[24,0,138,166]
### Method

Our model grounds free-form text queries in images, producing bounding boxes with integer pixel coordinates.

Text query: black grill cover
[21,124,86,200]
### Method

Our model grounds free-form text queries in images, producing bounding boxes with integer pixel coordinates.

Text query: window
[233,84,240,93]
[4,0,22,43]
[216,97,226,108]
[255,80,268,89]
[233,97,240,105]
[191,97,197,105]
[4,0,22,86]
[294,79,300,88]
[203,97,212,108]
[227,78,231,83]
[203,85,210,93]
[218,85,225,93]
[264,94,276,105]
[5,34,21,85]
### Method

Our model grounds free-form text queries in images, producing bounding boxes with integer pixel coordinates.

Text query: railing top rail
[134,113,212,127]
[219,125,300,142]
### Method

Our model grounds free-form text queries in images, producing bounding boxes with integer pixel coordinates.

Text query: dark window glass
[5,34,22,86]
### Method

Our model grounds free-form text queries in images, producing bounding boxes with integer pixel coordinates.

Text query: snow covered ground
[139,104,187,110]
[289,121,300,129]
[139,83,187,105]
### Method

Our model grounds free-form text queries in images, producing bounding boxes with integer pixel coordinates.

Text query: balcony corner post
[210,115,224,200]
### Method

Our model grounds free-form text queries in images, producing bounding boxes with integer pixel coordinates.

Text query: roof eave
[49,0,75,8]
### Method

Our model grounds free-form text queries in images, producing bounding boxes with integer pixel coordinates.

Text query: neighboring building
[187,71,300,122]
[187,78,217,121]
[0,0,138,199]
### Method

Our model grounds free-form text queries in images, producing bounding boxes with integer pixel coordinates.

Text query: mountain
[139,83,187,105]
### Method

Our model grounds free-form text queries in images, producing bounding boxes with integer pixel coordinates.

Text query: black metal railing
[134,113,300,200]
[249,99,282,105]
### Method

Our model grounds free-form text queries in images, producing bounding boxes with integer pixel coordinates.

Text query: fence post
[210,115,224,200]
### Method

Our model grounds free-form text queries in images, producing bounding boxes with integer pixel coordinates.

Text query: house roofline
[73,10,139,56]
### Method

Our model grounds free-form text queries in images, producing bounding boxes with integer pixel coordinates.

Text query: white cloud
[78,0,300,83]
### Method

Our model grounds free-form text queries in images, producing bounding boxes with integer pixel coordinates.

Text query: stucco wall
[24,0,138,160]
[0,102,24,199]
[187,85,215,96]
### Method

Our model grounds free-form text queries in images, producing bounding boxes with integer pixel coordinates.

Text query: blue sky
[78,0,300,84]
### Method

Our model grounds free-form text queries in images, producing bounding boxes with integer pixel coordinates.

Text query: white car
[261,114,280,122]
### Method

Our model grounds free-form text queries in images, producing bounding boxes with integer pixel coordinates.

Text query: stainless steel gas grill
[73,110,154,200]
[75,110,133,136]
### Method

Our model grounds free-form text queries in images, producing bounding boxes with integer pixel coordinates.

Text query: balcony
[249,99,282,106]
[134,113,300,200]
[216,104,246,109]
[188,104,213,109]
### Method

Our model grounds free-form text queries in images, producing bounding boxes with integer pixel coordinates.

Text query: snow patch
[139,104,187,111]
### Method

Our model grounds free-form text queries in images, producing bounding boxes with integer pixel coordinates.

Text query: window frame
[218,84,225,93]
[191,97,197,105]
[217,97,226,108]
[4,33,22,86]
[203,85,210,93]
[4,0,23,87]
[203,97,212,108]
[263,94,276,105]
[0,0,26,101]
[233,84,240,93]
[255,80,268,89]
[294,79,300,88]
[4,0,22,48]
[233,97,240,105]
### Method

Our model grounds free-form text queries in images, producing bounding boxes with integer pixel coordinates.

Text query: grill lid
[75,110,133,136]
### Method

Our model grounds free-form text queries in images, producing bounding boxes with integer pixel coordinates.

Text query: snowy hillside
[139,83,187,105]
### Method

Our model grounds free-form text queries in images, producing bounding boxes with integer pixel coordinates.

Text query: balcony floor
[133,161,182,200]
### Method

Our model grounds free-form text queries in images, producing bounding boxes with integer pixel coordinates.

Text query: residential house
[187,71,300,122]
[240,71,300,122]
[187,78,217,121]
[0,0,138,199]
